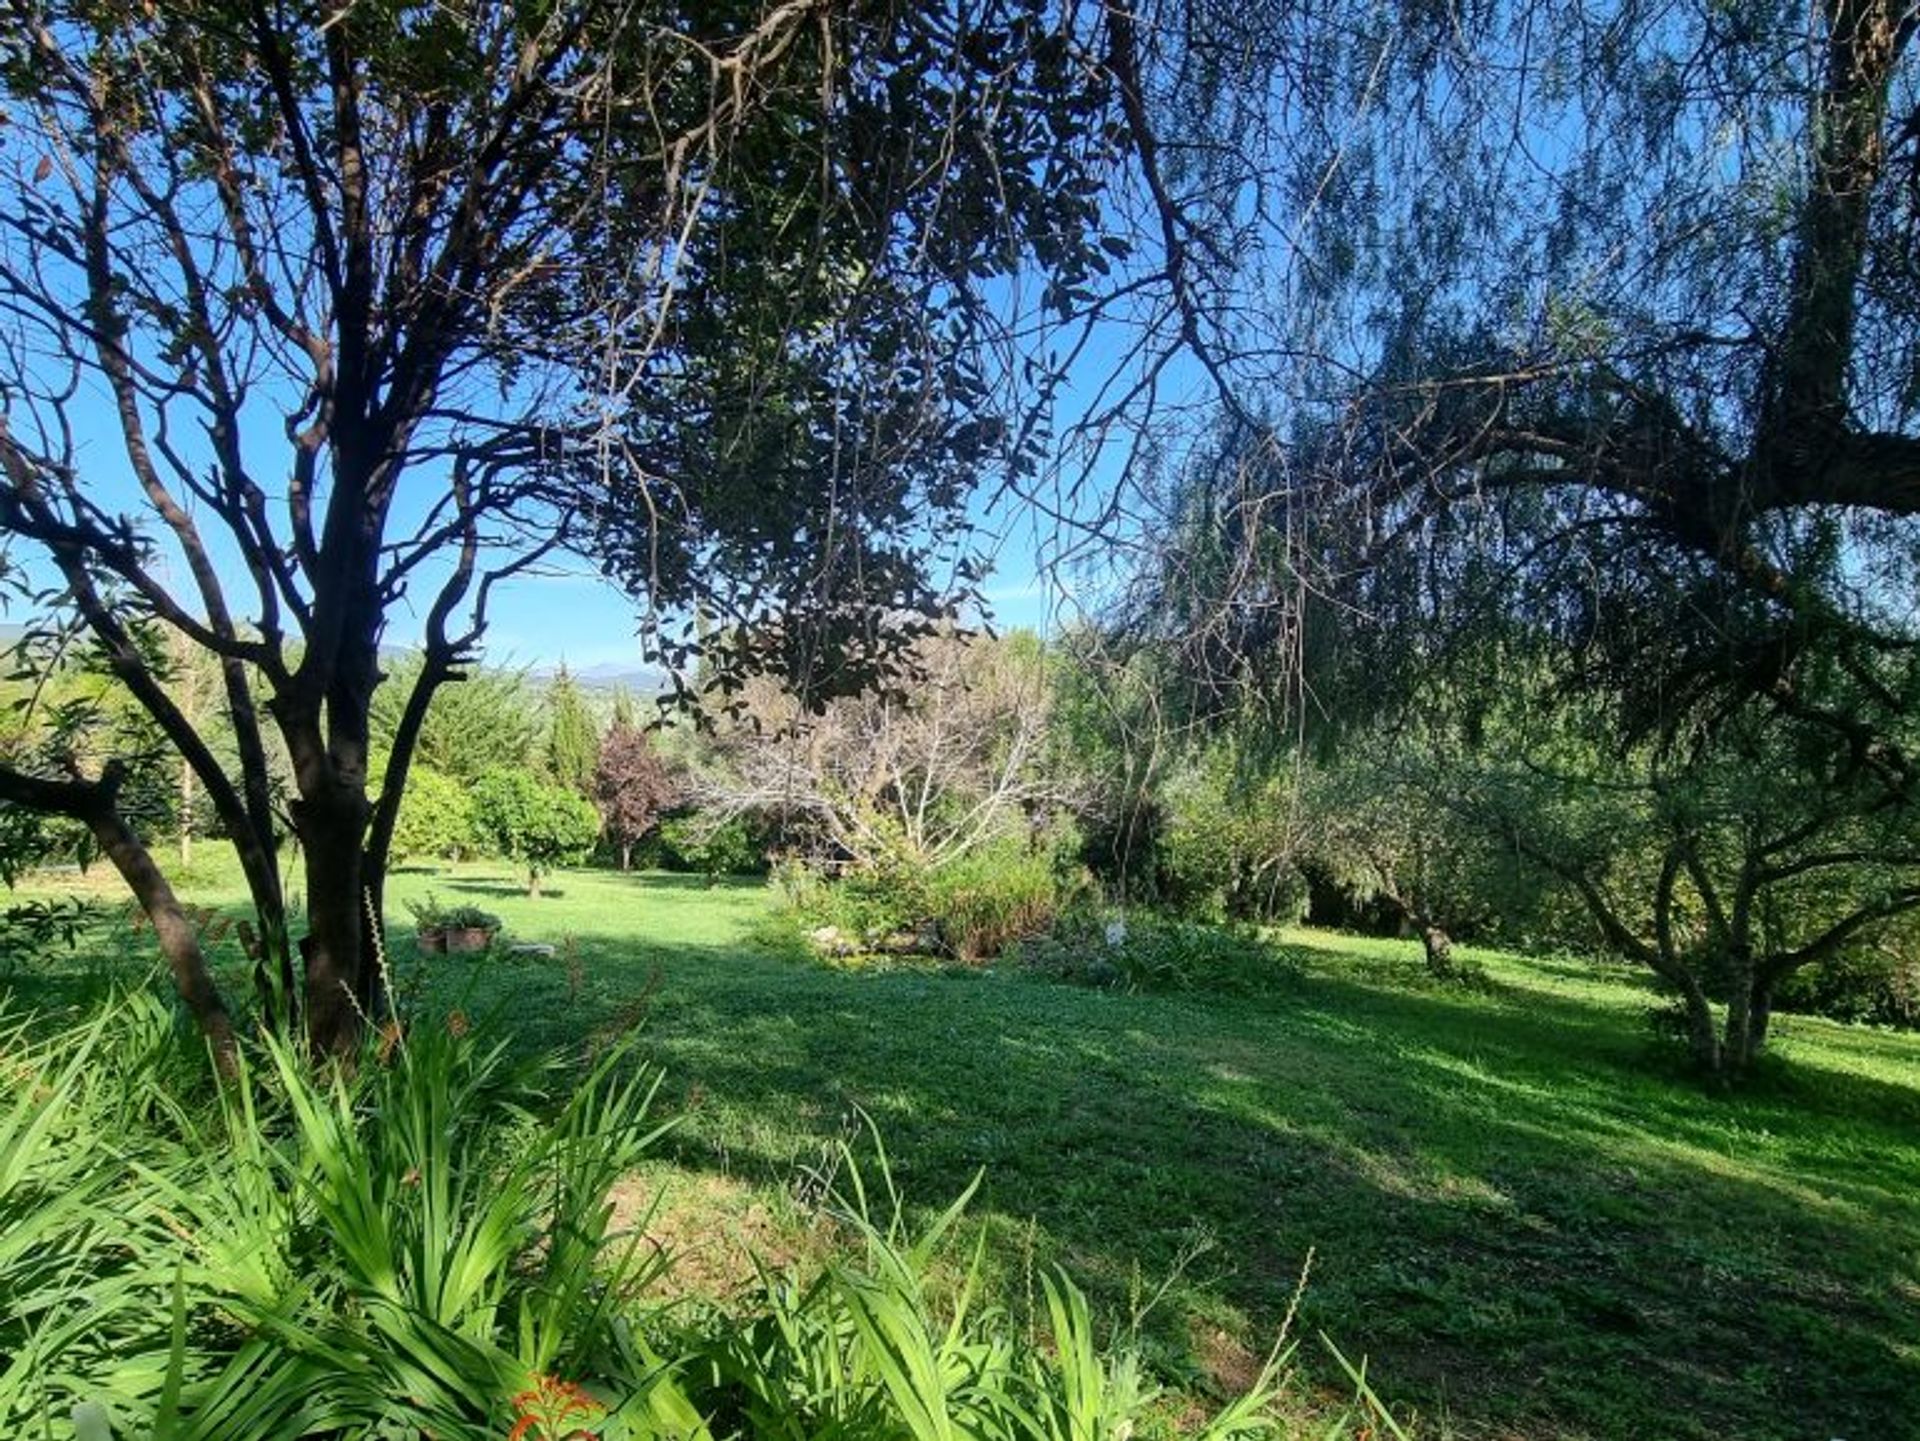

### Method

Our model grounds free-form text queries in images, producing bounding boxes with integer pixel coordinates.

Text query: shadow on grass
[9,915,1917,1441]
[504,938,1918,1441]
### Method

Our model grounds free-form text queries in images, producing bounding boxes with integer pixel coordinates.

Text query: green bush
[779,856,930,942]
[1019,911,1297,996]
[471,767,601,894]
[659,812,764,878]
[778,841,1087,963]
[388,764,479,863]
[925,843,1076,962]
[1775,946,1920,1028]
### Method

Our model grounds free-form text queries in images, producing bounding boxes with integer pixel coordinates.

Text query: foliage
[923,841,1086,963]
[404,893,501,935]
[1155,744,1308,923]
[387,765,480,865]
[0,993,673,1439]
[658,813,764,881]
[0,895,101,977]
[1044,634,1178,902]
[543,665,600,797]
[1018,911,1295,996]
[1776,937,1920,1029]
[471,771,601,896]
[779,835,1085,962]
[371,661,540,786]
[0,990,1329,1441]
[594,723,676,871]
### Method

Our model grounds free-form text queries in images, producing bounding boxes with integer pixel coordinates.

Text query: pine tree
[545,665,600,798]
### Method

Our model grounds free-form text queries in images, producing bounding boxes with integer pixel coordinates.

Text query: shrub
[1775,945,1920,1028]
[781,856,931,942]
[925,842,1075,962]
[389,764,479,863]
[779,840,1087,963]
[659,812,765,879]
[1019,911,1296,996]
[471,768,601,895]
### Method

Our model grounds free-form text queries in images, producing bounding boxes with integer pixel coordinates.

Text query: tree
[471,768,600,897]
[1295,733,1513,980]
[1101,1,1920,767]
[369,658,537,784]
[1470,697,1920,1079]
[593,721,673,871]
[387,765,478,866]
[0,0,1133,1050]
[544,664,598,797]
[695,630,1067,874]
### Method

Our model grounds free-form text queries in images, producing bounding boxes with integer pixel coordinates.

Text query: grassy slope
[7,857,1919,1440]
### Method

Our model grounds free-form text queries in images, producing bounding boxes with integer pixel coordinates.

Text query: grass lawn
[7,856,1919,1439]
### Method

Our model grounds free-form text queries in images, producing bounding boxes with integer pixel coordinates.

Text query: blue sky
[10,366,1096,674]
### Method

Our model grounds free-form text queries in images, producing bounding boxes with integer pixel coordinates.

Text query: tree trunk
[1718,946,1766,1078]
[1680,987,1723,1075]
[1420,923,1456,979]
[1733,980,1775,1072]
[620,841,632,872]
[528,868,542,898]
[97,812,238,1074]
[0,765,235,1071]
[295,789,372,1055]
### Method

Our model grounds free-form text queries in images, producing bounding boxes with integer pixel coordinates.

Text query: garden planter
[444,925,497,954]
[417,926,448,954]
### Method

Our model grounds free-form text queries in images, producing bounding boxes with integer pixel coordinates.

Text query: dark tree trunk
[295,787,372,1054]
[1680,986,1723,1076]
[1733,979,1775,1072]
[0,765,235,1071]
[1717,945,1769,1078]
[1749,985,1773,1055]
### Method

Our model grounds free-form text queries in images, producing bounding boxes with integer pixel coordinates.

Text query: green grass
[8,856,1920,1439]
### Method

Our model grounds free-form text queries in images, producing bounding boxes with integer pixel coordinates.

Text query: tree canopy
[0,0,1136,1049]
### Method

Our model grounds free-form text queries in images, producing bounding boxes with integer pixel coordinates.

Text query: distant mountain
[528,660,671,695]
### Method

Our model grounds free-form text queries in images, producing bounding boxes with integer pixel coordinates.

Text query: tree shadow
[445,931,1920,1441]
[440,878,562,900]
[13,904,1916,1440]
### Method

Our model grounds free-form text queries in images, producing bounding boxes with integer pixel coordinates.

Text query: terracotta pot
[417,926,448,954]
[444,925,496,954]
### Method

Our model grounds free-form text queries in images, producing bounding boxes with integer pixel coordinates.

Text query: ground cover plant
[7,858,1916,1439]
[0,905,1341,1440]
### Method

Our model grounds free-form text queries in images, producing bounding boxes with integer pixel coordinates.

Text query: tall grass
[1,992,1399,1438]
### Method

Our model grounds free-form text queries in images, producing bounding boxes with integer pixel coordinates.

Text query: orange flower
[506,1374,604,1441]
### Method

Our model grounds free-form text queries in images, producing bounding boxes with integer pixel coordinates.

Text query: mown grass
[7,856,1919,1439]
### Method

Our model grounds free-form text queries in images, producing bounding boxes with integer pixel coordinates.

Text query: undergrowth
[2,990,1402,1440]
